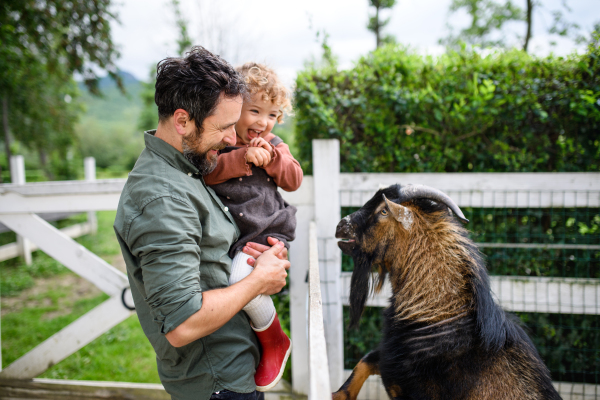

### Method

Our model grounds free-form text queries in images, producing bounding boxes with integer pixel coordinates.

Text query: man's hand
[248,240,290,296]
[246,146,272,166]
[243,237,288,264]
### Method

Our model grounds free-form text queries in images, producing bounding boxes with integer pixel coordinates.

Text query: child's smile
[247,128,264,140]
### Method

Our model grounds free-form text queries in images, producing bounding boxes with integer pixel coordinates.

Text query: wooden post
[10,155,31,265]
[308,221,332,399]
[312,139,343,389]
[282,178,314,396]
[84,157,98,234]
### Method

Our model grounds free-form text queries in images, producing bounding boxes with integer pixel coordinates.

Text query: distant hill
[77,70,140,91]
[77,70,143,123]
[75,70,146,170]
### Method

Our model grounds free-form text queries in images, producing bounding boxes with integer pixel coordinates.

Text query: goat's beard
[182,127,227,176]
[349,251,377,328]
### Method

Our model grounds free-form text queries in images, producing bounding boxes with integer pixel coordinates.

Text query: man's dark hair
[155,46,246,128]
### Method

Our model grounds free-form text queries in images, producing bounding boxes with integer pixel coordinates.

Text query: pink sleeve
[263,142,303,192]
[203,147,251,186]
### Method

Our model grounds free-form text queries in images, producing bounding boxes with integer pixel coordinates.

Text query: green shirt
[114,131,260,400]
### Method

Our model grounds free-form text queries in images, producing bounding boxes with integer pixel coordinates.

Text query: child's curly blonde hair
[236,62,292,124]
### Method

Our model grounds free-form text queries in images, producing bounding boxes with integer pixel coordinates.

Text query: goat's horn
[398,184,469,223]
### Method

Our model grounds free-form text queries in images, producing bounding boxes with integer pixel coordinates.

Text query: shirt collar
[144,130,200,175]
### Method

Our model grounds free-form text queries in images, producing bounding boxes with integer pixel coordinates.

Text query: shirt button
[239,177,242,181]
[239,213,243,217]
[227,196,230,199]
[224,207,229,212]
[267,178,270,181]
[187,172,192,176]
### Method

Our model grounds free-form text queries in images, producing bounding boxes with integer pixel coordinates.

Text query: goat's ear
[383,194,413,230]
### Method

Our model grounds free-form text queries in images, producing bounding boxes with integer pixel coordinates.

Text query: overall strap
[269,135,283,147]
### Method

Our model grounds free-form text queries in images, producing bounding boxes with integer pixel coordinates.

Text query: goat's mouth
[336,216,358,254]
[336,237,357,254]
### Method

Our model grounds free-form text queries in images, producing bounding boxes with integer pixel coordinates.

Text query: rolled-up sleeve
[127,196,204,334]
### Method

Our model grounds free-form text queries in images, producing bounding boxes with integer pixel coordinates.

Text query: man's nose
[224,126,236,146]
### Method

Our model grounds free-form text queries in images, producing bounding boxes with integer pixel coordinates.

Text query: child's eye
[269,114,277,118]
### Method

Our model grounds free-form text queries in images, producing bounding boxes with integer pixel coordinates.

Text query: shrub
[295,40,600,174]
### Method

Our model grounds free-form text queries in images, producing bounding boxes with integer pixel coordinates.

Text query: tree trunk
[38,149,55,181]
[375,6,381,48]
[523,0,533,52]
[2,96,12,177]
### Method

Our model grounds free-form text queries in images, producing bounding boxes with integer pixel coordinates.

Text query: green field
[1,208,292,383]
[1,211,161,383]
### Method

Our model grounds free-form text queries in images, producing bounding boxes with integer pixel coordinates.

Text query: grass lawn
[1,211,161,383]
[1,209,293,384]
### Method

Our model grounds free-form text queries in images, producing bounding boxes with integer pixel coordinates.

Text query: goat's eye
[381,209,388,216]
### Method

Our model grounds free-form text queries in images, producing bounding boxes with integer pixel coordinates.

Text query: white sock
[230,251,276,329]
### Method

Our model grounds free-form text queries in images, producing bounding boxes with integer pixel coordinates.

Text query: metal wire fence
[340,189,600,399]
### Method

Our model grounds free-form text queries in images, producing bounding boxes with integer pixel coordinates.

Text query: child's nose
[257,116,268,128]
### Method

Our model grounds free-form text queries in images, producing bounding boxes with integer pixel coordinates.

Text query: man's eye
[381,209,388,216]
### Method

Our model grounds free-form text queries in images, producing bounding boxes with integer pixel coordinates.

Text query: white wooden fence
[311,143,600,400]
[1,139,599,399]
[0,178,132,379]
[0,156,97,264]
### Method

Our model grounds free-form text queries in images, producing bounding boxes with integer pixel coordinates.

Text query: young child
[204,62,302,391]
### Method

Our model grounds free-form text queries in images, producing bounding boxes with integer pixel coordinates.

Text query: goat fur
[333,184,561,400]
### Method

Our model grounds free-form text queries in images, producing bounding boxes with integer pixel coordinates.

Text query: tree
[441,0,582,52]
[138,0,190,133]
[367,0,397,49]
[172,0,192,56]
[0,0,121,178]
[440,0,523,48]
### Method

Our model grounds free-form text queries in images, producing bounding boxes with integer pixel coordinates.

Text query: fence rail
[333,170,600,399]
[2,141,600,399]
[340,273,600,314]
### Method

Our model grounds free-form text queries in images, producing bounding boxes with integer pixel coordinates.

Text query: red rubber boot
[253,312,292,391]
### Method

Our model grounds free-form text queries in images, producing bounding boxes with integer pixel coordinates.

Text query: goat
[333,184,561,400]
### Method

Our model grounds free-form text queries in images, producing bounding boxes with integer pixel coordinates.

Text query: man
[114,46,290,400]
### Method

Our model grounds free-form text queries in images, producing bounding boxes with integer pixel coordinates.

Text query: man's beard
[182,127,227,176]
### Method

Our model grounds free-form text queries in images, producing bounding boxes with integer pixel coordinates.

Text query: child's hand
[250,137,274,157]
[246,147,272,166]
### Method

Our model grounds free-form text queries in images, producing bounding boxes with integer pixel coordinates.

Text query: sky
[110,0,599,86]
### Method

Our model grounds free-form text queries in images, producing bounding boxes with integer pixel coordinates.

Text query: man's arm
[165,241,290,347]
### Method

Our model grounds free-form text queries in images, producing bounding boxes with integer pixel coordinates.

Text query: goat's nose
[335,217,353,239]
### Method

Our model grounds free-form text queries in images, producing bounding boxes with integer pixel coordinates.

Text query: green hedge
[294,40,600,174]
[295,34,600,382]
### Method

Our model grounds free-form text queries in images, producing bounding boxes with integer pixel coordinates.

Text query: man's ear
[173,109,190,136]
[383,194,413,230]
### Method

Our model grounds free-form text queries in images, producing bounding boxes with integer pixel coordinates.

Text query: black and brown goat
[333,184,561,400]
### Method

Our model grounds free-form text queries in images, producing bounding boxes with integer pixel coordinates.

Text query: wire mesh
[339,189,600,400]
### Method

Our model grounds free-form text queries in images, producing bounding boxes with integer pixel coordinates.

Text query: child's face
[235,92,280,145]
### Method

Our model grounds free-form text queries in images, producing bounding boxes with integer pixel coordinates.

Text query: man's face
[182,94,242,175]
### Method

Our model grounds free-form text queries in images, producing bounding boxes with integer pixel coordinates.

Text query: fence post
[312,139,343,389]
[10,155,32,265]
[84,157,98,234]
[288,179,314,395]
